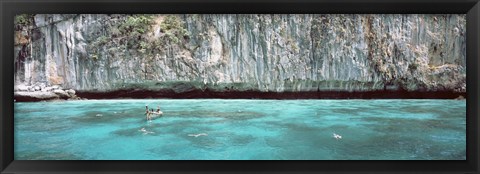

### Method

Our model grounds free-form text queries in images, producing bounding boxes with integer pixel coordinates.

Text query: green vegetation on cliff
[14,14,35,29]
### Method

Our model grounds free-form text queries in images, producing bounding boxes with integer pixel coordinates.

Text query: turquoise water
[14,99,466,160]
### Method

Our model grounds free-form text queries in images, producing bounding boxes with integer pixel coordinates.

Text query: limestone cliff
[14,14,466,94]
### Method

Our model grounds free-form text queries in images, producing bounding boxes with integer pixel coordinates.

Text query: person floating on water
[145,104,163,121]
[333,133,342,140]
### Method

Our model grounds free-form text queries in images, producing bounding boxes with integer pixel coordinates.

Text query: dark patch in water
[443,149,466,160]
[374,135,464,159]
[436,110,466,119]
[400,106,444,114]
[422,119,465,131]
[230,135,255,146]
[317,105,391,117]
[15,150,84,160]
[328,135,410,159]
[264,122,324,149]
[264,121,331,133]
[147,144,180,159]
[184,135,224,149]
[111,122,163,137]
[153,120,212,134]
[282,122,322,132]
[71,111,141,124]
[165,110,265,120]
[359,116,465,132]
[111,127,146,137]
[14,109,46,114]
[112,119,214,138]
[15,116,74,132]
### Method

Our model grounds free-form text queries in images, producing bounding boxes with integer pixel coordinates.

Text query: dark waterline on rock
[14,89,466,102]
[76,89,466,100]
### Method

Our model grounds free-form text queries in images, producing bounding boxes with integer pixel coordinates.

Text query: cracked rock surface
[14,14,466,93]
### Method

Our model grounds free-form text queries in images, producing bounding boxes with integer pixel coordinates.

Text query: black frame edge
[1,0,15,173]
[466,1,480,173]
[0,0,477,14]
[0,0,3,172]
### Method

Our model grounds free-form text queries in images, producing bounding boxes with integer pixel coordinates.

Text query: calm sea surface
[14,99,466,160]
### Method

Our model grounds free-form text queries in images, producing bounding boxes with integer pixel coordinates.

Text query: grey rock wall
[14,14,466,93]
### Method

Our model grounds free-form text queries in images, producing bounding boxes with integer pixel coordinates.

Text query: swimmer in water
[333,133,342,140]
[145,105,153,121]
[144,104,163,121]
[145,105,149,115]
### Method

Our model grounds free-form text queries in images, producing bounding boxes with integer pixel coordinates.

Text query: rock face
[14,14,466,93]
[14,83,80,101]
